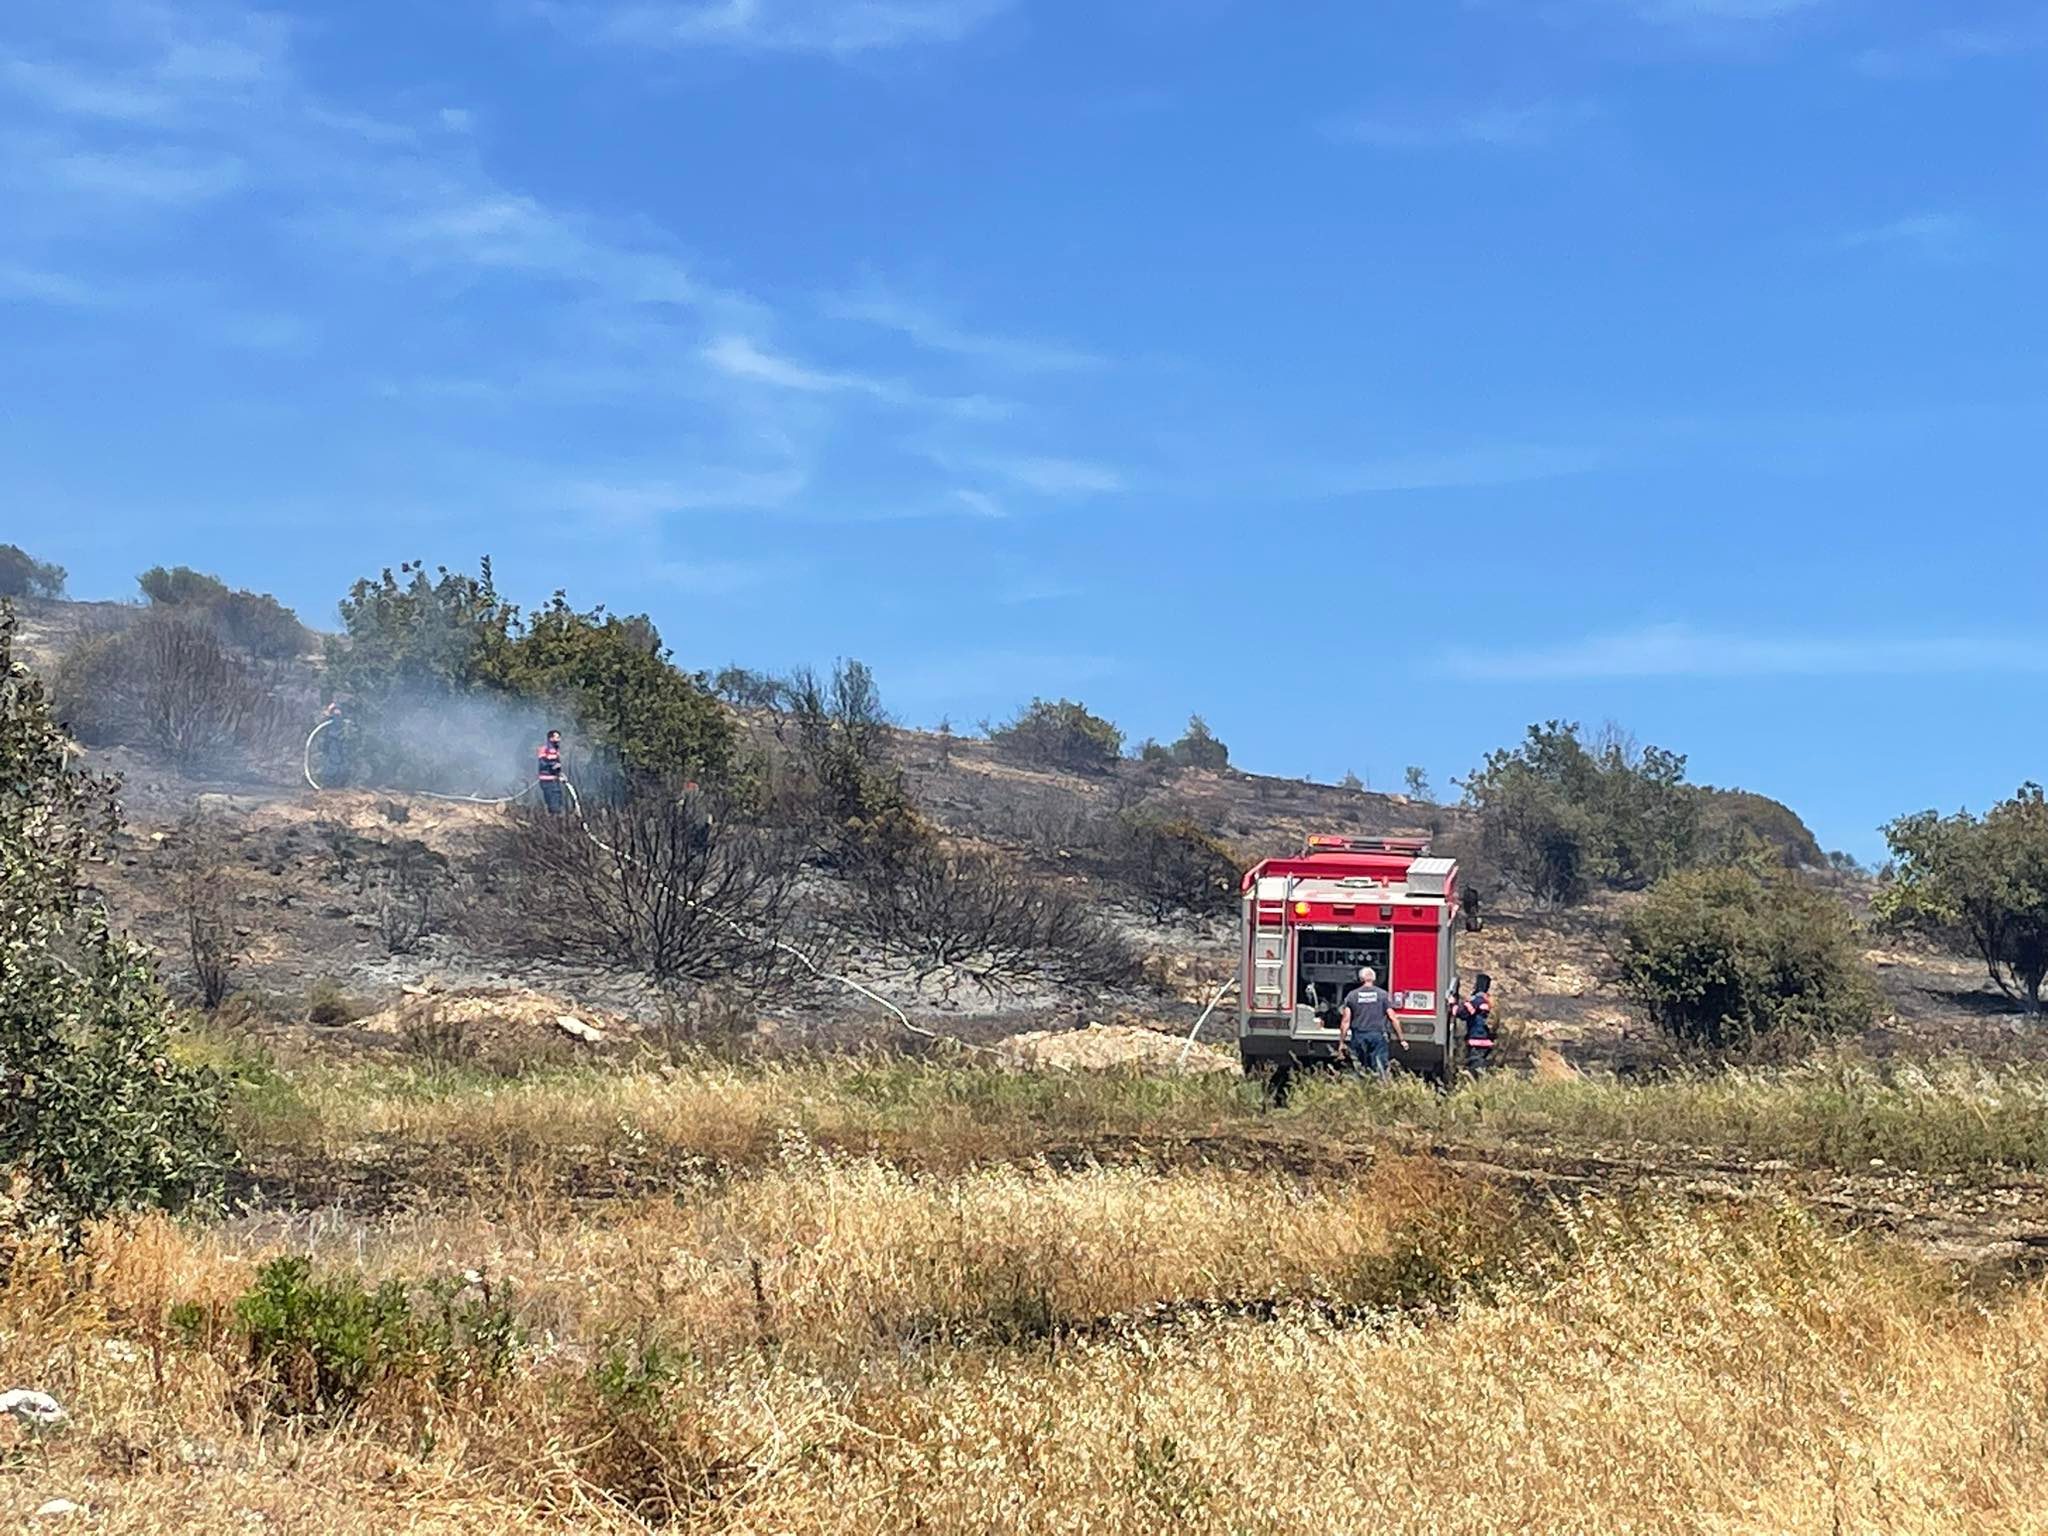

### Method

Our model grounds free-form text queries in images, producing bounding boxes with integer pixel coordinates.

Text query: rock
[0,1389,69,1430]
[554,1014,604,1045]
[32,1499,81,1520]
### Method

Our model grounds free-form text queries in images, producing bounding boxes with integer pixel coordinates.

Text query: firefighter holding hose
[537,729,566,813]
[315,699,354,788]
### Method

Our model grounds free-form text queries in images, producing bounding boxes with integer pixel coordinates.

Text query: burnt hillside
[12,594,2012,1068]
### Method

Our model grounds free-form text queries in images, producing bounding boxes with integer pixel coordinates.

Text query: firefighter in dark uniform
[537,729,566,813]
[1457,972,1497,1076]
[316,700,353,787]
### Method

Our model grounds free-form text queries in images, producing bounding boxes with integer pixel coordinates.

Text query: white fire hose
[1174,971,1240,1069]
[303,718,538,806]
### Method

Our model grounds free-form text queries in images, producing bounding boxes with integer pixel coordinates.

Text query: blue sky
[4,0,2046,859]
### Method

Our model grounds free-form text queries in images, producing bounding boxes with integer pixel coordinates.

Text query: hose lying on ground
[303,718,538,806]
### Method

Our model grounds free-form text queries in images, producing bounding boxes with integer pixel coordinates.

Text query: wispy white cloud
[0,6,289,124]
[558,467,811,525]
[1855,21,2048,79]
[41,142,245,203]
[1841,211,1974,261]
[1326,97,1601,150]
[960,453,1125,496]
[2,0,1093,550]
[826,289,1105,372]
[702,333,878,393]
[545,0,1015,55]
[702,333,1011,419]
[951,487,1006,518]
[367,189,704,303]
[1448,623,2048,681]
[0,263,106,306]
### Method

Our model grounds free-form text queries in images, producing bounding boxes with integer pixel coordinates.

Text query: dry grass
[14,1045,2048,1530]
[225,1046,2048,1188]
[4,1183,2045,1533]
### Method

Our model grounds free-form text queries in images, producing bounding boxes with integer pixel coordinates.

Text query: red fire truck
[1237,835,1464,1080]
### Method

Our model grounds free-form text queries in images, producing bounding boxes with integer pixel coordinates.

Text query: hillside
[10,595,2016,1071]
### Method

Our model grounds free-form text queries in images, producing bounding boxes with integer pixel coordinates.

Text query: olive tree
[1879,785,2048,1016]
[1,606,231,1233]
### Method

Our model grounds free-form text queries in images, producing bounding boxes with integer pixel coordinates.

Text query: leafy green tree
[1403,765,1433,803]
[990,698,1124,775]
[503,595,735,784]
[1460,721,1700,905]
[1696,787,1824,869]
[1169,715,1230,772]
[1879,786,2048,1015]
[139,566,309,659]
[325,560,519,706]
[1,606,231,1232]
[1619,864,1878,1056]
[328,564,733,787]
[0,544,66,599]
[138,564,232,608]
[711,665,786,710]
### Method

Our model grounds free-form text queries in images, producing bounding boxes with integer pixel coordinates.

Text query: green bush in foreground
[177,1256,521,1417]
[1619,865,1878,1057]
[1,605,231,1234]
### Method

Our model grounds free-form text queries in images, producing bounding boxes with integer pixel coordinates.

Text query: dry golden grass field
[10,1048,2048,1533]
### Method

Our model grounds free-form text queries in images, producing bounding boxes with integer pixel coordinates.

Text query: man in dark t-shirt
[1340,966,1406,1083]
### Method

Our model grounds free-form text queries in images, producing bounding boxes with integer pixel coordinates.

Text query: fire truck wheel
[1253,1063,1293,1109]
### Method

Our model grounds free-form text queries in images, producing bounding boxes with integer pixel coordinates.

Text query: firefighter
[1463,887,1485,933]
[537,729,566,813]
[1457,972,1497,1076]
[315,700,352,787]
[1340,965,1405,1083]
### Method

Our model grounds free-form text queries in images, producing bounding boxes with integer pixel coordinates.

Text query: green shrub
[1697,787,1824,869]
[990,697,1124,775]
[1462,721,1700,905]
[1168,715,1229,772]
[1,605,231,1233]
[1619,865,1878,1057]
[0,544,66,599]
[501,595,735,784]
[228,1256,519,1415]
[326,562,734,787]
[139,565,232,608]
[138,565,309,660]
[305,978,370,1028]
